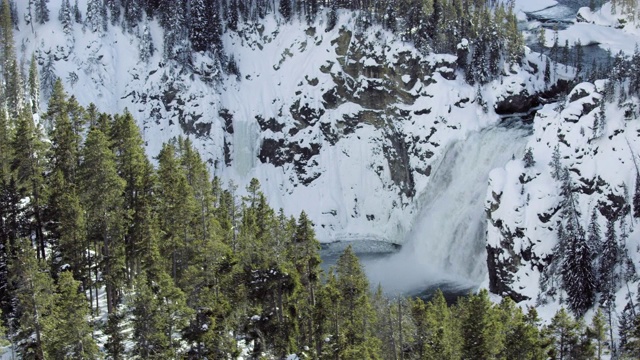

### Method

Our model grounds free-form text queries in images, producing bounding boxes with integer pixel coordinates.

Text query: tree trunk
[398,299,404,360]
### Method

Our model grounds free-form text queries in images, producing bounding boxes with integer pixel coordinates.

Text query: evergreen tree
[104,310,126,360]
[499,300,548,360]
[634,172,640,219]
[104,0,121,25]
[79,128,126,315]
[227,0,239,31]
[0,176,21,319]
[130,272,190,359]
[11,110,47,260]
[618,301,637,357]
[130,274,172,358]
[279,0,292,21]
[589,308,608,359]
[560,168,595,317]
[156,142,196,283]
[73,0,81,23]
[34,0,49,24]
[459,289,503,360]
[84,0,105,33]
[410,290,461,359]
[46,271,98,359]
[58,0,73,35]
[28,54,40,114]
[10,237,56,360]
[549,145,562,180]
[544,58,551,84]
[587,208,602,260]
[139,20,155,63]
[600,218,620,305]
[546,308,580,360]
[523,147,535,168]
[575,40,585,78]
[537,27,546,58]
[110,111,148,282]
[335,246,380,359]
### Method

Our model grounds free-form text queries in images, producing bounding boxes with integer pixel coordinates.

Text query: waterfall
[366,123,531,294]
[232,119,259,178]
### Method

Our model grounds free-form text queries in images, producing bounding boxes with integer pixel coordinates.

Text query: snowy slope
[486,80,640,319]
[540,2,640,55]
[14,1,561,250]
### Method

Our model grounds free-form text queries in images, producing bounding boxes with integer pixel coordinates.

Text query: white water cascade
[366,123,531,294]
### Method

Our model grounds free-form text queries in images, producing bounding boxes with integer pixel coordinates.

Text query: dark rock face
[486,202,533,303]
[495,91,540,115]
[487,245,531,303]
[384,129,416,198]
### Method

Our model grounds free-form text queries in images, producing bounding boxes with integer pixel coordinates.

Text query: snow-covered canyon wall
[486,80,640,308]
[17,2,561,250]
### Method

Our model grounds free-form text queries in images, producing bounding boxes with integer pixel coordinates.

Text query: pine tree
[11,110,47,260]
[499,299,547,360]
[562,40,570,69]
[560,168,595,317]
[600,218,620,304]
[123,0,142,32]
[547,308,580,360]
[139,20,155,63]
[158,0,188,63]
[589,308,608,359]
[0,106,11,182]
[46,271,98,359]
[104,310,126,360]
[73,0,81,23]
[549,145,562,180]
[104,0,121,25]
[634,172,640,219]
[412,290,461,359]
[10,237,56,360]
[335,246,381,359]
[227,0,239,31]
[130,273,171,358]
[587,208,602,260]
[1,0,23,119]
[523,147,535,168]
[0,309,8,350]
[544,58,551,84]
[58,0,73,35]
[0,176,21,319]
[130,272,190,359]
[279,0,292,21]
[28,54,40,114]
[110,111,148,282]
[537,27,546,59]
[84,0,104,33]
[460,289,504,360]
[79,128,126,315]
[34,0,49,24]
[156,142,196,283]
[618,301,637,357]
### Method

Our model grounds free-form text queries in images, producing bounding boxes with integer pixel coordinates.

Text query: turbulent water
[364,122,531,295]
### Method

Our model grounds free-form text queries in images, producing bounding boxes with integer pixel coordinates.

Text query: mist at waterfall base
[361,123,531,297]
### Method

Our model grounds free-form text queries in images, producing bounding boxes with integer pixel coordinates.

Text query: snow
[543,2,640,55]
[514,0,558,13]
[486,80,640,322]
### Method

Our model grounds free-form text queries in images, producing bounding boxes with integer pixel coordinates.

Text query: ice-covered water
[365,122,531,295]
